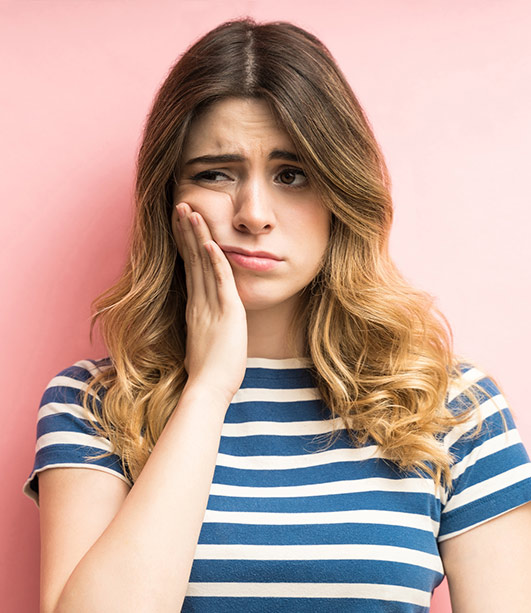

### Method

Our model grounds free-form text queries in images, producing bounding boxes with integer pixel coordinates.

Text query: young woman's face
[173,97,331,312]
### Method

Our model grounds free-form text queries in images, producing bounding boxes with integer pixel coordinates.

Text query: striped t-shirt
[24,357,531,612]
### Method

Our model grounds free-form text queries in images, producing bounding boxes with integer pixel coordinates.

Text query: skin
[172,96,331,359]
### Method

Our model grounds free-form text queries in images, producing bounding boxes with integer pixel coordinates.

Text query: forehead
[183,98,294,155]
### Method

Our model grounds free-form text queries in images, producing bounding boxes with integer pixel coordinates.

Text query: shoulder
[35,356,116,447]
[444,360,513,436]
[23,357,128,505]
[438,360,531,541]
[446,361,503,408]
[40,357,113,406]
[443,360,519,460]
[47,357,113,387]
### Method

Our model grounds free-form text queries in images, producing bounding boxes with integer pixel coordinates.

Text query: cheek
[174,184,233,234]
[305,209,331,270]
[298,206,331,246]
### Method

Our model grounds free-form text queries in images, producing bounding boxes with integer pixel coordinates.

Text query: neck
[245,297,306,359]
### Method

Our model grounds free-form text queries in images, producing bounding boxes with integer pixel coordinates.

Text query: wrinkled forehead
[182,97,294,158]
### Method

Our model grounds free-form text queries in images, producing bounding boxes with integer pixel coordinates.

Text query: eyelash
[189,167,308,189]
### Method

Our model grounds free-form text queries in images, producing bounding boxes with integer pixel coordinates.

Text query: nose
[232,175,276,234]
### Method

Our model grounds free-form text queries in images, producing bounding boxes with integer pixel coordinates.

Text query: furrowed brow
[268,150,300,163]
[184,149,301,166]
[184,154,245,166]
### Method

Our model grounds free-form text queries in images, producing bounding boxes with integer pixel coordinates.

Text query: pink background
[2,1,530,611]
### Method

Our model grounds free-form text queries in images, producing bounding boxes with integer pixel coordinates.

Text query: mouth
[220,247,282,272]
[219,245,282,260]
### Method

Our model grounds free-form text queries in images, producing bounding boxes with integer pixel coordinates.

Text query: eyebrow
[184,149,301,166]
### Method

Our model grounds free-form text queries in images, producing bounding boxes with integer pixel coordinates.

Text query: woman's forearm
[54,383,230,613]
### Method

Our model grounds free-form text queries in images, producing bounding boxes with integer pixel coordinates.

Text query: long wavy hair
[84,18,500,489]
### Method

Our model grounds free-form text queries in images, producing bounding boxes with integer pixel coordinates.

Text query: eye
[190,170,231,183]
[276,168,308,188]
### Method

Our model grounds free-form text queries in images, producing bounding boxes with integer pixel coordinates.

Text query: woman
[24,18,531,612]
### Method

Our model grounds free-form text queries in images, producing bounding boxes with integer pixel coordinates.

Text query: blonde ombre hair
[84,18,500,488]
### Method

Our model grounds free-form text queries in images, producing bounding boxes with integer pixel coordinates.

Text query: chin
[236,284,303,313]
[239,294,281,312]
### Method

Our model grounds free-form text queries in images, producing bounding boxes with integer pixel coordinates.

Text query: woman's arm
[439,500,531,612]
[40,203,248,612]
[41,384,231,613]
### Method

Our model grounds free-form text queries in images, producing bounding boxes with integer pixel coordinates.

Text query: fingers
[175,202,221,305]
[201,239,240,309]
[173,205,194,301]
[176,204,205,304]
[188,211,218,302]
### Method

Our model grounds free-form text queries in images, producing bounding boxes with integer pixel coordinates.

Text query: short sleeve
[437,365,531,542]
[23,359,132,507]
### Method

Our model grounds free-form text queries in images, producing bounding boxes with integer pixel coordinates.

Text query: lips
[219,245,282,261]
[219,246,282,272]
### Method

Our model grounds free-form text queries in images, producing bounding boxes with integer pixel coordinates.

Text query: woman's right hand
[173,201,248,404]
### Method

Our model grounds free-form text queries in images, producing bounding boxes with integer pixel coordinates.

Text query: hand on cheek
[172,200,248,401]
[173,186,233,244]
[172,201,215,260]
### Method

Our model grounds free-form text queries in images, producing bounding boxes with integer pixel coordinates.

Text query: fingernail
[177,205,186,219]
[190,214,199,226]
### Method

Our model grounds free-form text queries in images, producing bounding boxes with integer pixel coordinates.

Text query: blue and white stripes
[24,357,531,612]
[27,359,129,492]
